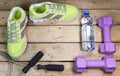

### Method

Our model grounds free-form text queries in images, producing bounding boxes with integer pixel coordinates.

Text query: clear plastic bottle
[81,10,95,51]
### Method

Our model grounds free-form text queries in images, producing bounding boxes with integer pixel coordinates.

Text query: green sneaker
[7,7,27,57]
[29,2,79,22]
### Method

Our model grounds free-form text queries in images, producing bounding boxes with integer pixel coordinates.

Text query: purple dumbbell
[98,16,116,54]
[75,56,116,72]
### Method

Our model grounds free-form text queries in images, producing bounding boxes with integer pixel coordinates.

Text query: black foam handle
[37,64,64,71]
[22,51,44,73]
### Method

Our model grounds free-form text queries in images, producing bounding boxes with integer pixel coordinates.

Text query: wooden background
[0,0,120,76]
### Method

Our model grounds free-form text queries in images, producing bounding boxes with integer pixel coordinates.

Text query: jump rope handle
[22,51,44,73]
[37,64,64,71]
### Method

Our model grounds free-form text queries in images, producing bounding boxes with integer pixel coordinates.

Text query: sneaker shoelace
[8,22,19,42]
[48,3,66,14]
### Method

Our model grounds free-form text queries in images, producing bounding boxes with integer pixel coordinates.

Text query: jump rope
[0,51,64,76]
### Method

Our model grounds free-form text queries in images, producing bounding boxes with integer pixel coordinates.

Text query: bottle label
[81,24,95,51]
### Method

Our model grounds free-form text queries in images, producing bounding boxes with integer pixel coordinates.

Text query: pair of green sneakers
[7,2,79,57]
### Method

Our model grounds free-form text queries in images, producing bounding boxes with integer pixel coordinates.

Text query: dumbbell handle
[103,26,111,42]
[87,60,105,68]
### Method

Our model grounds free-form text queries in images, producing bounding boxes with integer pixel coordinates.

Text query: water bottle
[81,10,95,51]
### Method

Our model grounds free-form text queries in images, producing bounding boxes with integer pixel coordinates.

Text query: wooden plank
[0,0,120,10]
[0,62,119,76]
[0,26,120,42]
[0,43,119,61]
[1,10,120,25]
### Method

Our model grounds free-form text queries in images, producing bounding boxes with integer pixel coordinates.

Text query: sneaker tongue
[45,4,49,10]
[10,20,16,24]
[7,20,16,28]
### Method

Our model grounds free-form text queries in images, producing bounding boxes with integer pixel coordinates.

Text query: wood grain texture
[0,43,119,61]
[0,0,120,10]
[0,62,119,76]
[1,10,120,25]
[0,26,120,42]
[0,0,120,76]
